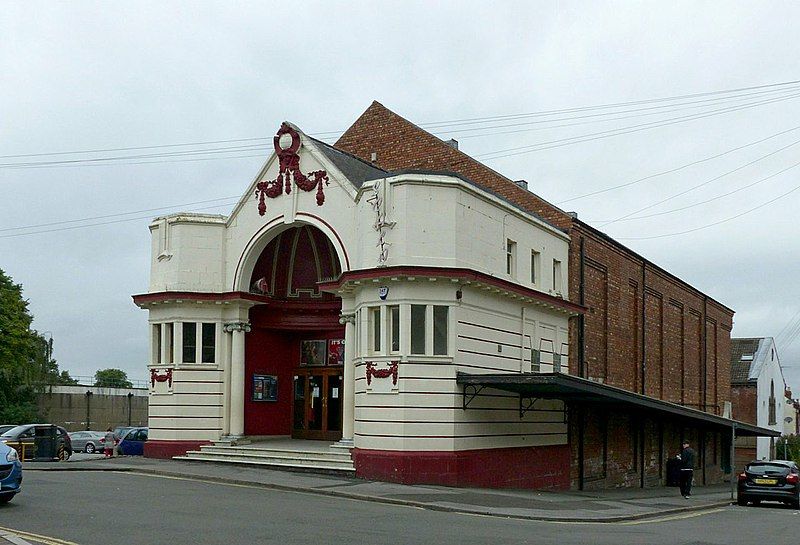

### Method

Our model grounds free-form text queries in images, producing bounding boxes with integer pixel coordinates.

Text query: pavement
[20,453,735,525]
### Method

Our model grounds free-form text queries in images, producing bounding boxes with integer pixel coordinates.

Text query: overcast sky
[2,1,800,391]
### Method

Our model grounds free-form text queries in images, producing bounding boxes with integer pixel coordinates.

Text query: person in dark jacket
[677,440,695,498]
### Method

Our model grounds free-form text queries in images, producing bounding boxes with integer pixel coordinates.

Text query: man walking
[678,439,695,498]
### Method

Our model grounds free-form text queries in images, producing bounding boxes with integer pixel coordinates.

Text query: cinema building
[134,104,777,490]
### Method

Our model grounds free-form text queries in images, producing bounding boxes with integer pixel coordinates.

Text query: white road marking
[0,527,80,545]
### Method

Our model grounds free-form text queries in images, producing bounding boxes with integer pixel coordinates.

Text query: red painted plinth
[144,440,211,459]
[352,444,571,489]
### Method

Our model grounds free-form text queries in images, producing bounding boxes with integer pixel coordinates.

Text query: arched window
[768,380,777,425]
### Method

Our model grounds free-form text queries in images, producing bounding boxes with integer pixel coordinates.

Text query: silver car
[68,431,107,454]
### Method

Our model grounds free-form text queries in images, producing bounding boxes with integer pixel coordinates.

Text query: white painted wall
[754,338,785,459]
[138,127,574,450]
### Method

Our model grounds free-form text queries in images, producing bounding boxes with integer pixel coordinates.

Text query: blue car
[117,427,148,456]
[0,441,23,504]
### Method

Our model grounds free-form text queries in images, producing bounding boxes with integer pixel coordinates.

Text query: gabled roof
[308,135,387,189]
[335,101,573,230]
[334,101,735,315]
[730,337,769,384]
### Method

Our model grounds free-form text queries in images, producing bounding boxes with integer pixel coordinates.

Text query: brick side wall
[731,385,757,425]
[335,101,735,489]
[568,225,734,417]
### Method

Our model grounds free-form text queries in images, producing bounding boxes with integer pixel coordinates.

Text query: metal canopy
[456,372,780,437]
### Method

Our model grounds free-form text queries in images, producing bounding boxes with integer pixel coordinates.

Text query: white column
[339,313,356,446]
[225,322,250,438]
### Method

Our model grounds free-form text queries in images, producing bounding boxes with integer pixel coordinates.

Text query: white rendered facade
[134,123,580,468]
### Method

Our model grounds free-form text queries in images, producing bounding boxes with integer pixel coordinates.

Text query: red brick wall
[731,385,757,425]
[567,225,733,417]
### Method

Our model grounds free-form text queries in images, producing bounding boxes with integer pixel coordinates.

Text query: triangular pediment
[227,122,386,225]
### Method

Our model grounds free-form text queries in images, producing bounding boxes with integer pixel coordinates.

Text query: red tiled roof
[335,101,573,229]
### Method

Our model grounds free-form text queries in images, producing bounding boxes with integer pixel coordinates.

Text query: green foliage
[94,368,133,389]
[0,268,77,424]
[0,269,39,424]
[774,435,800,463]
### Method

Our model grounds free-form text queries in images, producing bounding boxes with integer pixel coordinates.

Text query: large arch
[238,222,347,440]
[233,214,350,293]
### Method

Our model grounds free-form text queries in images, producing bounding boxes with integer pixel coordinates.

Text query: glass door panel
[308,375,324,431]
[293,376,306,431]
[327,374,342,432]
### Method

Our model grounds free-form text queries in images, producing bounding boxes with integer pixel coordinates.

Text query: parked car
[113,426,135,441]
[0,424,73,461]
[68,431,107,454]
[116,427,147,456]
[737,460,800,508]
[0,426,16,436]
[0,441,23,504]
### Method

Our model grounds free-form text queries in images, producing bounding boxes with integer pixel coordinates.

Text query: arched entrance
[243,224,345,440]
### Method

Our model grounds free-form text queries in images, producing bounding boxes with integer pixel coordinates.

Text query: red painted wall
[145,440,211,459]
[244,323,345,436]
[352,445,571,490]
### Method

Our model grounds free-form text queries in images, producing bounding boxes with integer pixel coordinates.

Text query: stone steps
[174,442,355,475]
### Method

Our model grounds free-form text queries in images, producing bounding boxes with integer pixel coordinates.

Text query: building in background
[730,337,787,466]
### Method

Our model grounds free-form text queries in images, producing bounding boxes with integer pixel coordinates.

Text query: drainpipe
[641,262,647,395]
[85,390,93,431]
[730,423,737,501]
[578,237,586,378]
[577,405,585,491]
[702,296,708,412]
[640,261,647,488]
[127,392,134,426]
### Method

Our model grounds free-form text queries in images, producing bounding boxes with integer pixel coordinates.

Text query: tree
[94,368,133,388]
[0,268,39,423]
[774,435,800,463]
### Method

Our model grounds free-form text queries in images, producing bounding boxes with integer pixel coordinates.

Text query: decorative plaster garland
[150,368,173,388]
[365,361,399,386]
[255,123,329,216]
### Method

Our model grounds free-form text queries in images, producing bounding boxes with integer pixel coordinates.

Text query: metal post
[85,390,93,431]
[127,392,134,426]
[730,423,737,502]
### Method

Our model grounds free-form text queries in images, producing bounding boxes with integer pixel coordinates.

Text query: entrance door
[292,368,343,441]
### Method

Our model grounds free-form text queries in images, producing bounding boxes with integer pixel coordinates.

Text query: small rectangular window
[153,324,162,364]
[183,322,197,363]
[389,306,400,353]
[553,259,563,293]
[433,306,448,355]
[531,250,540,284]
[531,349,541,372]
[411,305,426,355]
[506,240,517,277]
[165,323,174,364]
[371,307,382,353]
[201,323,216,363]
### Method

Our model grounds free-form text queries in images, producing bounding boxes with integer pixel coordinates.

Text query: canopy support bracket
[462,384,485,409]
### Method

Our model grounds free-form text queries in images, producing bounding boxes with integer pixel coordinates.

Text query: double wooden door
[291,367,343,441]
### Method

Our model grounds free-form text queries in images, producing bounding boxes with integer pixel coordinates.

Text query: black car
[737,460,800,508]
[0,424,73,461]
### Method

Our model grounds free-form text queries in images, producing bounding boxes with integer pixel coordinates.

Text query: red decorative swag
[365,361,399,386]
[255,123,329,216]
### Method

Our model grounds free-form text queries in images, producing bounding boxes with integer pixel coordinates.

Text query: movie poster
[300,340,326,366]
[327,339,345,366]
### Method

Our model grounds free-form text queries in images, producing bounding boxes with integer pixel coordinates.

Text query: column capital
[224,322,252,333]
[339,313,356,325]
